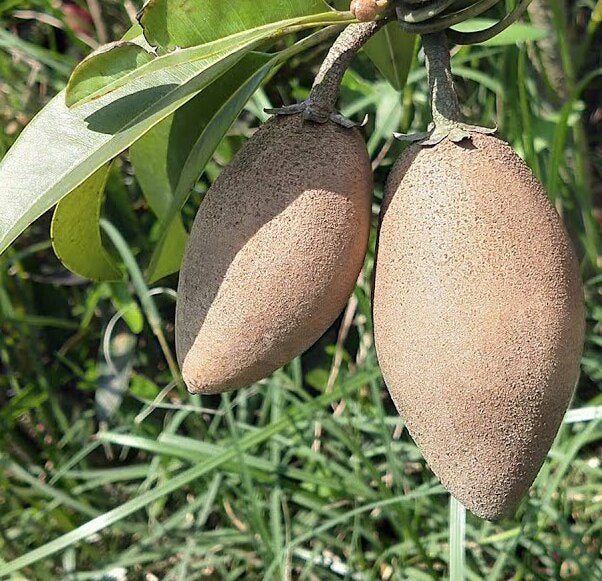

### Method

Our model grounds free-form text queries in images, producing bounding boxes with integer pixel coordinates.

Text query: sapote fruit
[176,114,372,394]
[373,133,585,520]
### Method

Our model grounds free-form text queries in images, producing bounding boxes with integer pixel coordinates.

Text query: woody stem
[305,21,383,122]
[421,31,463,129]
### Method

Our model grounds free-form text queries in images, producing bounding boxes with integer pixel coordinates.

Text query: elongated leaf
[129,121,177,216]
[67,14,348,109]
[66,26,263,108]
[363,24,416,91]
[51,164,122,281]
[140,0,332,50]
[66,42,155,107]
[0,49,241,256]
[146,222,188,282]
[0,15,343,257]
[135,52,274,281]
[122,24,147,43]
[0,28,75,76]
[129,116,189,282]
[451,18,546,46]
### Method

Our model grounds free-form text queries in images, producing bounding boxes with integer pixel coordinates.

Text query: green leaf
[66,27,261,108]
[51,164,122,281]
[0,18,326,257]
[451,65,502,93]
[109,282,144,334]
[363,23,416,91]
[67,12,349,109]
[66,42,155,107]
[0,28,75,76]
[305,368,330,390]
[122,24,147,42]
[0,385,48,428]
[138,52,275,282]
[129,114,189,282]
[139,0,333,50]
[451,19,546,46]
[147,221,188,282]
[130,376,161,399]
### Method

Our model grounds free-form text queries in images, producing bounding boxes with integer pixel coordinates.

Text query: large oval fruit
[373,134,585,520]
[176,114,373,394]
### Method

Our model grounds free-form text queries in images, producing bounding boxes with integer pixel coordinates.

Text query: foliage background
[0,0,601,579]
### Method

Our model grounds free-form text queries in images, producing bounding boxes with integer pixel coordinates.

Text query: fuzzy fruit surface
[373,134,585,520]
[176,114,373,395]
[350,0,388,21]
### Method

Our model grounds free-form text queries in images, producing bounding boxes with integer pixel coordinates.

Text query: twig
[268,21,384,127]
[86,0,108,45]
[123,0,139,25]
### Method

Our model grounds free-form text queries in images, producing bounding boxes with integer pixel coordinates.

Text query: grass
[0,0,601,579]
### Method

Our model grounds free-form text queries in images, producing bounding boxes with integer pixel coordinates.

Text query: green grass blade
[0,368,381,576]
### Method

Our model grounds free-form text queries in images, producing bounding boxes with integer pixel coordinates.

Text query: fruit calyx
[265,100,363,129]
[266,21,383,128]
[395,31,496,146]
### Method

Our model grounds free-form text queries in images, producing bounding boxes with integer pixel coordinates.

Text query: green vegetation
[0,0,600,578]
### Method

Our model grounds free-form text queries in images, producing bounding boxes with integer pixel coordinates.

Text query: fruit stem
[305,21,383,123]
[402,31,496,144]
[421,31,462,127]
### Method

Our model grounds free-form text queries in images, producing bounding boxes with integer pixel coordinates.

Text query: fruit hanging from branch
[175,24,380,394]
[373,132,585,519]
[396,32,498,144]
[373,27,585,519]
[176,115,373,394]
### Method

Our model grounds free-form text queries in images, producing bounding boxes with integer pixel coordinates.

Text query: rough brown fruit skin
[350,0,387,21]
[176,114,372,395]
[373,134,585,520]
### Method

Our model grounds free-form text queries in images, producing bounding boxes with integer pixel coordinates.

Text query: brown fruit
[176,114,373,394]
[373,134,585,520]
[350,0,388,21]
